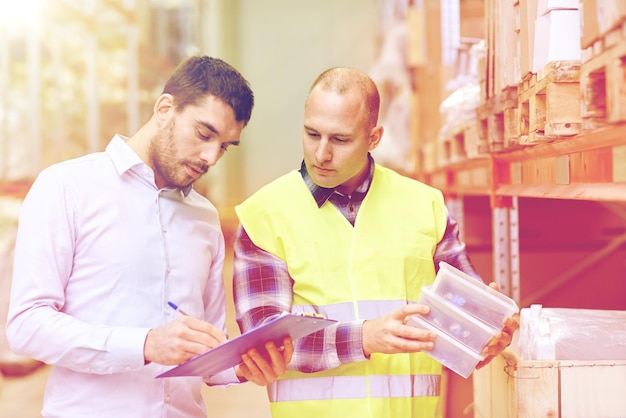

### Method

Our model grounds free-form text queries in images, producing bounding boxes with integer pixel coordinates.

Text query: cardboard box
[580,0,600,49]
[597,0,626,34]
[532,9,581,73]
[579,0,626,49]
[520,0,538,77]
[497,0,520,87]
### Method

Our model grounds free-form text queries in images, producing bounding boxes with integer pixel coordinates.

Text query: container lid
[434,262,519,318]
[421,286,501,335]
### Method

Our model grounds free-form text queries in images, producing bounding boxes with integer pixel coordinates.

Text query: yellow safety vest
[235,164,448,418]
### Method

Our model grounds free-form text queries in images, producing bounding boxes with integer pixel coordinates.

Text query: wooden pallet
[517,61,582,146]
[477,86,518,152]
[418,140,438,174]
[580,22,626,130]
[435,119,488,169]
[474,354,626,418]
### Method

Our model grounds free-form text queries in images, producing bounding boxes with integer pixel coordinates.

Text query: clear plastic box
[431,262,519,329]
[407,314,485,378]
[418,286,500,353]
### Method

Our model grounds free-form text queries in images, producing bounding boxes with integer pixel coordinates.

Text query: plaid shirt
[233,156,479,372]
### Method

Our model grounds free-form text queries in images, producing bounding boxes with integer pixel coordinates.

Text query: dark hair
[162,56,254,126]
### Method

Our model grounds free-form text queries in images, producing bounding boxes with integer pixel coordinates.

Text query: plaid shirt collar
[299,154,375,208]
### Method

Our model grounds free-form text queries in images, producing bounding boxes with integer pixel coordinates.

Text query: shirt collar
[106,134,193,197]
[106,134,143,175]
[299,154,375,208]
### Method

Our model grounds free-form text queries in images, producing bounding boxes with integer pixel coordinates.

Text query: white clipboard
[156,313,337,378]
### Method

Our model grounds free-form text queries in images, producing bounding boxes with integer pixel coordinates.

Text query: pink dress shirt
[6,135,237,418]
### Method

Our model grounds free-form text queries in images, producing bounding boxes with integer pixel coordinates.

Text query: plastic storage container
[431,262,519,329]
[418,286,500,352]
[407,314,485,378]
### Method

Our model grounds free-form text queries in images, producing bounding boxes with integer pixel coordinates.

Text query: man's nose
[315,138,331,162]
[199,141,223,167]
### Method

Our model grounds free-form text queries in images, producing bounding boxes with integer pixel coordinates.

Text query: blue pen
[167,301,189,316]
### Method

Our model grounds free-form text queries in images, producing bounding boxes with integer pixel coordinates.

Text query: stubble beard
[149,120,194,189]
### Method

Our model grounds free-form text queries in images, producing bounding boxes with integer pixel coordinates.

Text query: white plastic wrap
[438,40,485,141]
[519,304,626,361]
[368,20,413,173]
[438,83,481,140]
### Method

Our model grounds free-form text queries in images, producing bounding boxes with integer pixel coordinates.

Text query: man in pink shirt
[6,56,292,418]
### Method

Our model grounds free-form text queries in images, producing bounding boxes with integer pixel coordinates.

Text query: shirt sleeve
[232,225,367,373]
[433,210,481,279]
[6,170,148,374]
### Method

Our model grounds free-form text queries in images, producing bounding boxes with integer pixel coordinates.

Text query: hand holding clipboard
[156,311,337,378]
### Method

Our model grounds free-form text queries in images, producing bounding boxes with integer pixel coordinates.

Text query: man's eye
[197,130,211,140]
[307,132,320,139]
[220,143,229,152]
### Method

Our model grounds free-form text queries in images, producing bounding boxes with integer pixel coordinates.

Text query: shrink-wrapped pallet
[518,304,626,361]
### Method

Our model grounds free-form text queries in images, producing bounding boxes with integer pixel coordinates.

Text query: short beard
[148,119,192,189]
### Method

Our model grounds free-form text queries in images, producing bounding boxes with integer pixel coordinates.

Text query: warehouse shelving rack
[409,1,626,415]
[423,122,626,304]
[411,1,626,310]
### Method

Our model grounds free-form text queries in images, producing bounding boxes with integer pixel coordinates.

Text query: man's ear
[154,94,175,124]
[368,125,384,150]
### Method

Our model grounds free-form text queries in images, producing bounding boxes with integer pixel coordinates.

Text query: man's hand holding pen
[143,301,294,386]
[144,313,228,365]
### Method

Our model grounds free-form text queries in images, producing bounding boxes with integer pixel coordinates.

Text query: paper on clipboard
[156,313,337,378]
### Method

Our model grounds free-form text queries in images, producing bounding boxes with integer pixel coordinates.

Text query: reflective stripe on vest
[292,300,407,320]
[268,374,441,402]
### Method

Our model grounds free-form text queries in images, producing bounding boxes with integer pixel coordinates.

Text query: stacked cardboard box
[579,0,626,128]
[532,2,581,74]
[580,0,626,49]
